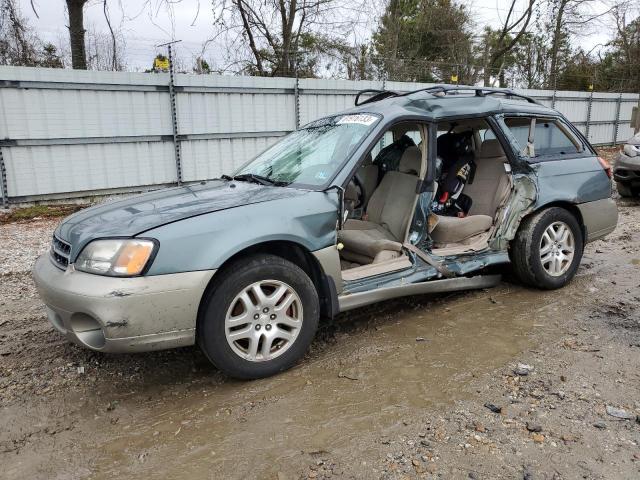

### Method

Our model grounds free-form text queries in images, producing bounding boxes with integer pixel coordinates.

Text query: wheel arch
[525,201,586,243]
[196,240,338,338]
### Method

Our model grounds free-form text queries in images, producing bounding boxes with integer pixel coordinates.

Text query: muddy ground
[1,153,639,479]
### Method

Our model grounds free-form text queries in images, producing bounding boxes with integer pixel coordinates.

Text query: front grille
[51,235,71,270]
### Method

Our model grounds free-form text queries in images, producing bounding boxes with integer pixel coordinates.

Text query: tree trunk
[482,34,492,86]
[66,0,87,70]
[278,0,297,77]
[549,0,568,89]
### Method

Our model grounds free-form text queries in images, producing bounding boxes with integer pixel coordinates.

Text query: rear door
[499,116,609,205]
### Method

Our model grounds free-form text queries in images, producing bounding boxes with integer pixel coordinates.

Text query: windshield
[235,113,380,187]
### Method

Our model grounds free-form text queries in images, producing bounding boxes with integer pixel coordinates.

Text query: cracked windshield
[235,114,379,187]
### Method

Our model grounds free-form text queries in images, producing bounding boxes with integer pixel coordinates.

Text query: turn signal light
[113,242,155,275]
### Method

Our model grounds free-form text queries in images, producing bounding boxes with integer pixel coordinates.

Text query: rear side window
[503,117,582,158]
[502,118,531,151]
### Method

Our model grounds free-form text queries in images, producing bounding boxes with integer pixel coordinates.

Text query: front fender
[142,191,339,275]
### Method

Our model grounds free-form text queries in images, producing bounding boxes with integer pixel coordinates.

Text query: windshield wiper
[232,173,290,187]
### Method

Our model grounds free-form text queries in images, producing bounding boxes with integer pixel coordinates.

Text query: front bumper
[32,254,215,353]
[613,152,640,185]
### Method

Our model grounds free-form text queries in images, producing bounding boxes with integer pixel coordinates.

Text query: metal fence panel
[617,94,639,142]
[4,142,177,197]
[181,136,284,182]
[0,65,638,204]
[0,67,173,139]
[298,78,383,126]
[176,75,296,134]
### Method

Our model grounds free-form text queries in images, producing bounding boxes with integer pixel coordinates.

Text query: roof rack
[410,85,540,104]
[353,84,540,106]
[354,89,399,106]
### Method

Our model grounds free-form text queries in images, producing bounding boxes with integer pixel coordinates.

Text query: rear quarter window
[503,117,583,159]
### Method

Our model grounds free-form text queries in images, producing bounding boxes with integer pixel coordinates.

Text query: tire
[616,181,634,198]
[509,207,584,290]
[198,254,319,379]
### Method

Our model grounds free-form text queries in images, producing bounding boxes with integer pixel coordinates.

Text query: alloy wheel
[224,280,303,362]
[539,221,575,277]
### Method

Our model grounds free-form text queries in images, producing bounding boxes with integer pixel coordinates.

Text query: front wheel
[198,254,319,379]
[509,207,584,290]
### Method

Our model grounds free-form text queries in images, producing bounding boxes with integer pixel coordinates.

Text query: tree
[194,57,211,74]
[0,0,39,66]
[371,0,476,83]
[555,48,597,90]
[343,44,374,81]
[597,4,640,92]
[0,0,64,68]
[482,0,537,86]
[66,0,89,69]
[544,0,612,89]
[85,25,126,71]
[63,0,137,71]
[210,0,367,77]
[510,32,549,88]
[39,43,65,68]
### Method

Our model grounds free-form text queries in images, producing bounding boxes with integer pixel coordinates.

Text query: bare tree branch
[103,0,117,70]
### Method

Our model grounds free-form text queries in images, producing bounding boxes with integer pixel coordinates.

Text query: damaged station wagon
[34,86,618,379]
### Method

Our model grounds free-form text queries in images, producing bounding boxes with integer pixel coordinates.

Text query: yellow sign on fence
[451,74,458,83]
[154,57,170,70]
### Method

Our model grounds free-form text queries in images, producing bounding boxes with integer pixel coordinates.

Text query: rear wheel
[198,254,319,379]
[616,181,635,198]
[510,207,583,290]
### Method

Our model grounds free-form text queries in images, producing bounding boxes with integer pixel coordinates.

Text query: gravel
[0,219,57,275]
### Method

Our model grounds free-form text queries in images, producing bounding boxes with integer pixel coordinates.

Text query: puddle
[86,283,580,479]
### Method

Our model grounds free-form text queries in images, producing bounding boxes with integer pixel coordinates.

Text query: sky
[18,0,616,73]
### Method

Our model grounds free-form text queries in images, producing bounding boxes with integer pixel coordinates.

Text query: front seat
[429,139,509,244]
[344,154,380,212]
[338,146,422,264]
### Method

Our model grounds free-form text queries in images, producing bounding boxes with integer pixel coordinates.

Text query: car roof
[341,88,559,122]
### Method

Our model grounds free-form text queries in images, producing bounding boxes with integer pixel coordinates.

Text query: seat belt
[524,118,536,157]
[403,242,456,278]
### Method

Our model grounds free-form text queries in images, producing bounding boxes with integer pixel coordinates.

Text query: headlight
[623,144,639,157]
[75,239,156,276]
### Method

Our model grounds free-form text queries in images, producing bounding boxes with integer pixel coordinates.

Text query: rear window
[503,117,581,158]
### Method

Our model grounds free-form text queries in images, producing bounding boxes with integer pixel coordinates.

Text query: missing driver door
[405,123,434,250]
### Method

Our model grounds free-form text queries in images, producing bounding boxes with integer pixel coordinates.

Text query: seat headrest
[398,146,422,175]
[479,139,504,158]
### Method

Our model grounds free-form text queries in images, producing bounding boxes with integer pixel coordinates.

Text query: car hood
[56,180,310,251]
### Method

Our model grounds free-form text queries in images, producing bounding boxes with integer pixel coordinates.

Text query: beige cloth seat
[463,139,511,217]
[358,163,379,208]
[430,139,510,244]
[430,215,493,244]
[339,147,422,264]
[344,155,379,211]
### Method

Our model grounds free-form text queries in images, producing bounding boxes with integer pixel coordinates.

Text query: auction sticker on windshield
[337,114,378,126]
